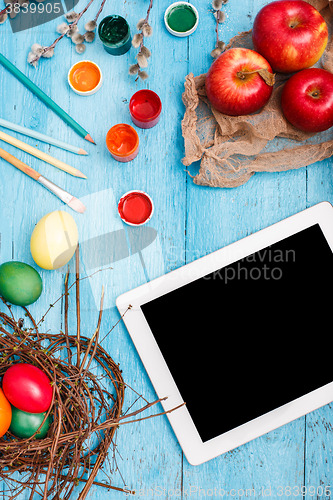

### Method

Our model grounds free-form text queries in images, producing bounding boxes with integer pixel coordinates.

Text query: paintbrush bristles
[67,197,86,213]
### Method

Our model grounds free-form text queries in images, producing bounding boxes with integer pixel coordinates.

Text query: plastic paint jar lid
[106,124,139,162]
[118,190,154,226]
[68,61,103,96]
[164,2,199,37]
[129,89,162,129]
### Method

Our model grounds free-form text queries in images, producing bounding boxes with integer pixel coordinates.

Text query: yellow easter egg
[30,211,79,270]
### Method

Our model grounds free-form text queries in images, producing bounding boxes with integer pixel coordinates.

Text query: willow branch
[30,0,96,64]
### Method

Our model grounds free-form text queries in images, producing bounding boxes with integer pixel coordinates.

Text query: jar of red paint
[129,90,162,129]
[118,190,154,226]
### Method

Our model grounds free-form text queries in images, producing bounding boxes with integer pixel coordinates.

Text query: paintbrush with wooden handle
[0,146,86,213]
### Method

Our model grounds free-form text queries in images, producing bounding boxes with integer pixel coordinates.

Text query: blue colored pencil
[0,52,95,145]
[0,117,88,156]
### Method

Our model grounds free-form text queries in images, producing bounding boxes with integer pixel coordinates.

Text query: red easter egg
[2,363,52,413]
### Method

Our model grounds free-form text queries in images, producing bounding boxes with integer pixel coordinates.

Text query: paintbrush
[0,146,86,214]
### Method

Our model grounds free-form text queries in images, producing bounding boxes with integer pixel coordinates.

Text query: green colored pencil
[0,52,95,145]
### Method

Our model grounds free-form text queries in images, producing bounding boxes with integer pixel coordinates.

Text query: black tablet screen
[140,224,333,442]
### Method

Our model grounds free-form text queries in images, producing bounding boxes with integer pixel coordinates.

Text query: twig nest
[0,304,125,499]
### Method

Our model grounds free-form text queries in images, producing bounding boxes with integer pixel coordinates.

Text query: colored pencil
[0,147,86,213]
[0,52,95,145]
[0,117,88,155]
[0,129,87,178]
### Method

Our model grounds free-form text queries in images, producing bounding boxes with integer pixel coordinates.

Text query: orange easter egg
[0,388,12,437]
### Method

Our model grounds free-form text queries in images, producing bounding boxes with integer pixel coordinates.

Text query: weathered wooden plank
[304,404,333,500]
[183,0,309,498]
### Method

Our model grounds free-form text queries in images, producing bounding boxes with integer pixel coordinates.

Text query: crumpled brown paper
[181,0,333,188]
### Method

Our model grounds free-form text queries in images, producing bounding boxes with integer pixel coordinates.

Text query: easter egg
[9,406,50,439]
[0,261,43,306]
[30,210,79,270]
[2,363,53,413]
[0,388,12,438]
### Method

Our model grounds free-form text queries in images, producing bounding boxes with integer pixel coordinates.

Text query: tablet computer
[116,201,333,465]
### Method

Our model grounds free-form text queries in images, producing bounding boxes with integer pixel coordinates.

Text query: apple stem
[237,70,259,79]
[237,68,275,86]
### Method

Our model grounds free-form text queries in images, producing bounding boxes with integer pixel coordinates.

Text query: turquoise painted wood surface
[0,0,333,498]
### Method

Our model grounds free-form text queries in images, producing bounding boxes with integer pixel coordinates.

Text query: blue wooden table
[1,0,333,498]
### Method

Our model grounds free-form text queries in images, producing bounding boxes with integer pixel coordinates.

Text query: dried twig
[75,245,81,368]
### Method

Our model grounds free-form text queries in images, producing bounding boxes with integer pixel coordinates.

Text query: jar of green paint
[98,15,132,55]
[164,2,199,37]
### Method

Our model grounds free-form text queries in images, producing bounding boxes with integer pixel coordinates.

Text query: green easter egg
[0,261,43,306]
[9,405,50,439]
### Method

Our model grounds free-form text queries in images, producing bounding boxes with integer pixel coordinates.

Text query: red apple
[252,0,328,74]
[281,68,333,133]
[205,48,274,116]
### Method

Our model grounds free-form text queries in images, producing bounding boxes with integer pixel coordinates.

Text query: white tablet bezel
[116,201,333,466]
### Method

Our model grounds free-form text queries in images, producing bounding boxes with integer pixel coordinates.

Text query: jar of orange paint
[106,124,139,162]
[68,61,103,96]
